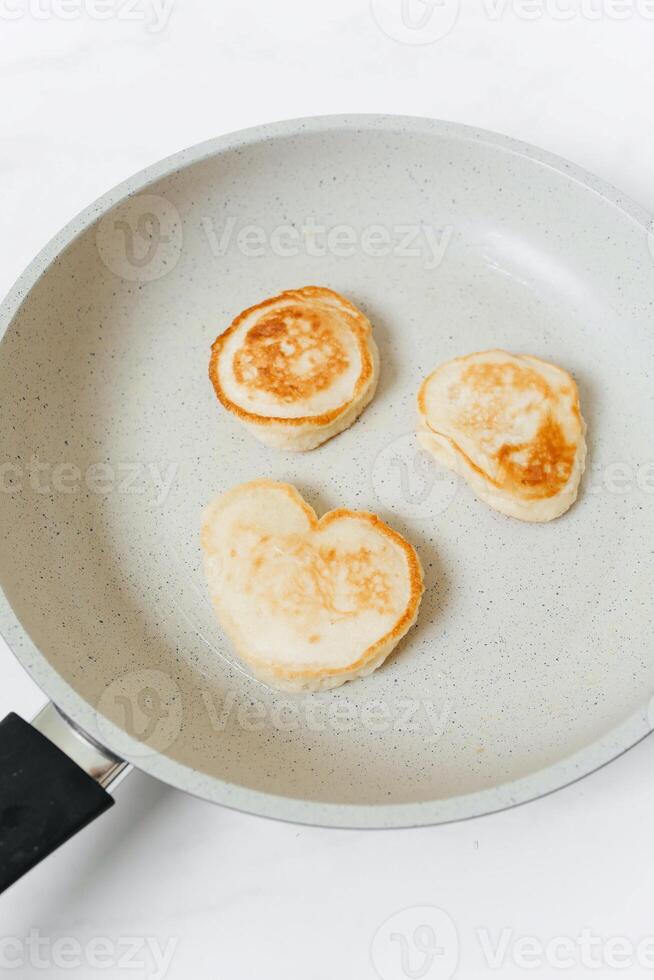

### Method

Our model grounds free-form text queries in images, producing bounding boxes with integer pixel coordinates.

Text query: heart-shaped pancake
[201,481,424,692]
[417,350,587,522]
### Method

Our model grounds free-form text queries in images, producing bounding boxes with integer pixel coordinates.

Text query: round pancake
[201,481,424,692]
[417,350,587,522]
[209,287,379,451]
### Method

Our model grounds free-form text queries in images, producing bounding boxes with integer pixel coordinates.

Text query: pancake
[209,287,379,451]
[417,350,587,522]
[201,481,424,692]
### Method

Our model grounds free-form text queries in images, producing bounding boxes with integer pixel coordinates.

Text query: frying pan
[1,115,653,890]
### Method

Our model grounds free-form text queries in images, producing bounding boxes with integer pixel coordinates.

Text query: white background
[2,2,654,978]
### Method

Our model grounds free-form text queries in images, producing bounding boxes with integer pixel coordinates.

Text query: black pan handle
[0,707,127,892]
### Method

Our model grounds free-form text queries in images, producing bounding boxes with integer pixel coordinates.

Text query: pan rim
[0,112,652,829]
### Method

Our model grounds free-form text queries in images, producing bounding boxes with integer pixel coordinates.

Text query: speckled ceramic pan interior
[0,116,652,828]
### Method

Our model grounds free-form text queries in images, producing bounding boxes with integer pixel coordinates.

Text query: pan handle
[0,704,129,892]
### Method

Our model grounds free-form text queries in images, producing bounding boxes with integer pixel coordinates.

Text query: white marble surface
[2,2,654,977]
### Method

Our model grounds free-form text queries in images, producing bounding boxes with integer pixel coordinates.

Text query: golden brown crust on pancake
[209,287,375,428]
[202,480,424,686]
[232,308,349,402]
[418,350,584,503]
